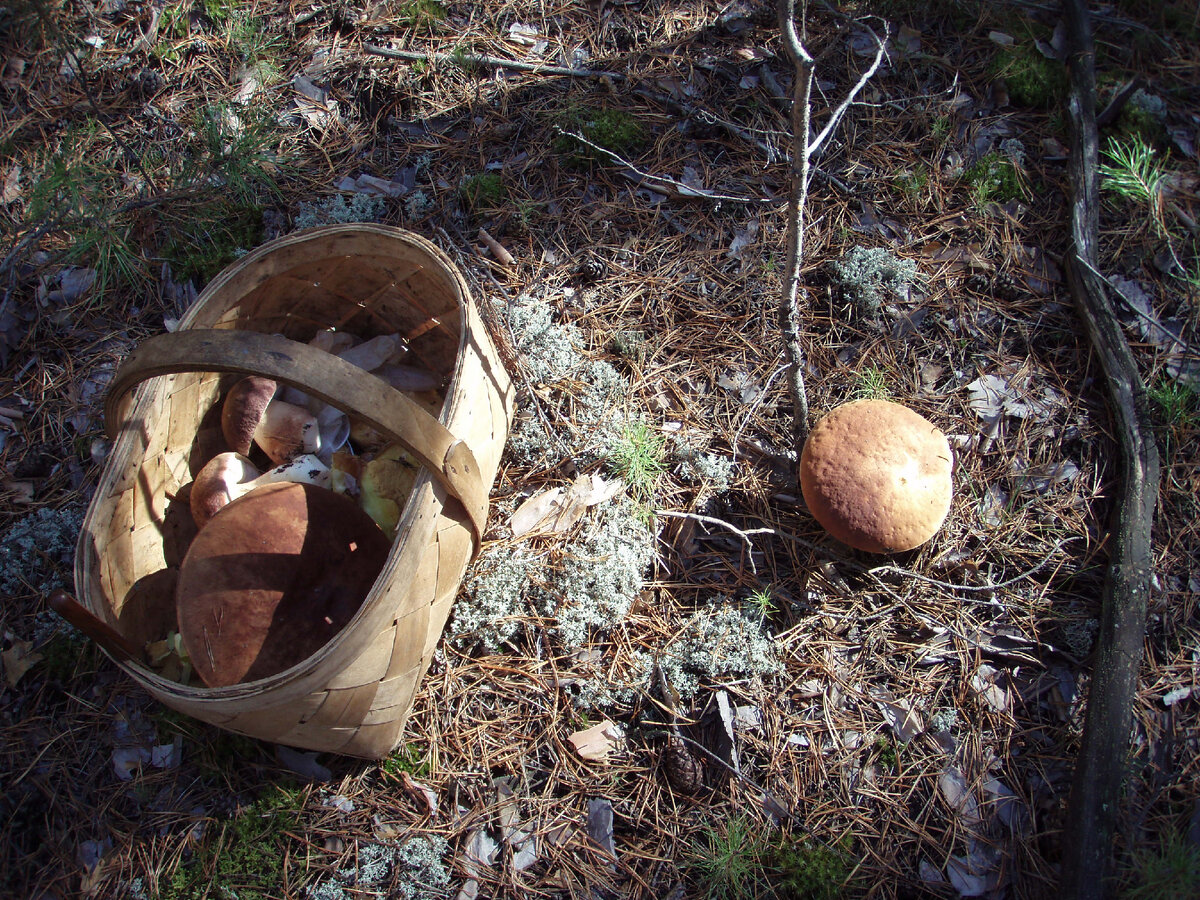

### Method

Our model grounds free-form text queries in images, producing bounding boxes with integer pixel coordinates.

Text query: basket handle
[104,329,489,548]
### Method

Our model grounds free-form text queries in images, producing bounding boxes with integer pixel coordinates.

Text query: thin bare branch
[363,43,624,80]
[807,22,889,158]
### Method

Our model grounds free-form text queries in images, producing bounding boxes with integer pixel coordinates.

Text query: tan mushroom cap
[176,481,391,687]
[800,399,954,553]
[221,376,320,465]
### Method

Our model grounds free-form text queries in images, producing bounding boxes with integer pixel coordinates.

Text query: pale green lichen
[404,189,433,221]
[652,600,784,701]
[831,246,919,314]
[497,296,584,387]
[0,505,85,597]
[497,295,630,468]
[452,502,654,654]
[293,193,385,230]
[454,545,541,652]
[305,836,449,900]
[565,599,784,709]
[928,707,959,733]
[671,435,735,493]
[546,501,655,650]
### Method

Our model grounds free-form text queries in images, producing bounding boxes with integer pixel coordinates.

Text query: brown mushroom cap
[190,452,262,529]
[176,481,391,687]
[800,399,954,553]
[221,376,278,456]
[221,376,321,465]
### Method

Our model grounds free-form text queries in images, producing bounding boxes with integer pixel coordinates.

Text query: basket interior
[89,231,468,651]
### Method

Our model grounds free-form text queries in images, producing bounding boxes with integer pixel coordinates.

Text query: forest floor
[2,1,1199,898]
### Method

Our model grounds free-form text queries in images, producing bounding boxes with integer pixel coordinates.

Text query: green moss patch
[553,104,647,165]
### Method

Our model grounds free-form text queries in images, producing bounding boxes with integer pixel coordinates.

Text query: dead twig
[552,128,779,205]
[776,0,888,456]
[362,44,625,81]
[656,510,773,575]
[1058,1,1161,894]
[867,537,1079,595]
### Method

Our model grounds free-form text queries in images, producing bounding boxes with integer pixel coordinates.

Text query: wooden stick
[48,590,144,663]
[776,1,887,455]
[1058,1,1160,895]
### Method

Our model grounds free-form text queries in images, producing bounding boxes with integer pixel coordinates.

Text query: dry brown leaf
[511,474,622,537]
[872,689,924,743]
[511,486,586,536]
[401,771,439,818]
[568,720,624,761]
[2,636,42,687]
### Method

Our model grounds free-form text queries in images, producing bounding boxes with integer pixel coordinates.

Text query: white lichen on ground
[458,288,757,710]
[454,544,541,652]
[292,193,385,230]
[547,501,656,650]
[561,598,784,709]
[671,433,735,494]
[928,707,959,733]
[831,246,919,314]
[494,293,627,467]
[497,295,585,388]
[453,501,654,654]
[0,505,85,597]
[305,836,449,900]
[647,600,784,701]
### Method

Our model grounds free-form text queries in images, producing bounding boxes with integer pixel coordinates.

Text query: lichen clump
[455,544,540,652]
[306,836,450,900]
[831,246,919,314]
[651,600,784,701]
[672,436,735,494]
[293,193,385,230]
[453,502,654,653]
[552,502,656,649]
[499,296,585,387]
[495,294,627,467]
[0,505,85,597]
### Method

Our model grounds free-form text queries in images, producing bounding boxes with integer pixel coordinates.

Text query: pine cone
[663,736,704,795]
[992,269,1023,302]
[573,256,608,284]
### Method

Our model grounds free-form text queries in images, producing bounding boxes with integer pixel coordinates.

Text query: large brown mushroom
[799,399,954,553]
[222,376,320,465]
[176,481,391,687]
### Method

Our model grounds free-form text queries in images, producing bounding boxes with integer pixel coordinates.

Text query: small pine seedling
[606,421,667,499]
[1099,135,1167,226]
[1122,828,1200,900]
[851,365,891,400]
[685,815,764,900]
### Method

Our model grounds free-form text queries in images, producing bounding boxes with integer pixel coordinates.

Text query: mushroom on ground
[176,481,391,687]
[222,376,320,465]
[799,399,954,553]
[190,452,331,528]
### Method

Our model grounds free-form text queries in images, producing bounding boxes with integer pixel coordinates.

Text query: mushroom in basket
[176,481,391,688]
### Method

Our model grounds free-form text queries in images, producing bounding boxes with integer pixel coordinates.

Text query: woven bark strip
[74,225,514,759]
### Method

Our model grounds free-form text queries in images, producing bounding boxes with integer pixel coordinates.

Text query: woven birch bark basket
[73,225,513,759]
